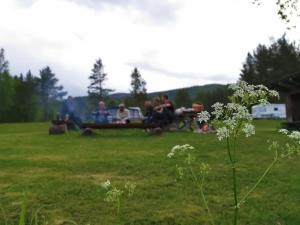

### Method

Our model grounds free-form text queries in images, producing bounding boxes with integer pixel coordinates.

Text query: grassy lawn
[0,120,299,225]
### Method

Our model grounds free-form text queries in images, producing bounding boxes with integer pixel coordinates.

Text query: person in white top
[116,103,130,123]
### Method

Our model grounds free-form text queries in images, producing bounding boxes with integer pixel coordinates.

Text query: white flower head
[224,118,237,131]
[167,144,195,158]
[211,102,224,119]
[288,131,300,140]
[198,111,211,123]
[125,182,136,197]
[167,152,175,158]
[259,98,269,106]
[104,187,123,203]
[242,123,255,137]
[101,180,111,190]
[269,90,279,98]
[216,127,230,141]
[279,129,289,135]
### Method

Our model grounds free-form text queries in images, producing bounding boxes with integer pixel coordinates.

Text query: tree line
[0,49,67,122]
[0,34,299,122]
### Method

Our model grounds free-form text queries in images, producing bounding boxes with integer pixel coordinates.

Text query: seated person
[144,100,154,124]
[94,101,110,124]
[153,94,175,125]
[116,103,130,123]
[60,96,82,128]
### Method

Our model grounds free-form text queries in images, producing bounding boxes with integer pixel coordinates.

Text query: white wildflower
[125,182,136,197]
[198,111,210,123]
[269,90,279,98]
[228,83,239,91]
[168,144,195,158]
[242,123,255,137]
[211,102,224,119]
[258,98,269,106]
[224,118,237,130]
[182,144,195,150]
[279,129,289,135]
[257,84,268,91]
[199,163,211,174]
[104,187,123,203]
[233,89,245,98]
[101,180,111,190]
[167,152,175,158]
[288,131,300,140]
[216,127,230,141]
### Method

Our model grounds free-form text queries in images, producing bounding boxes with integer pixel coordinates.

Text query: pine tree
[240,35,300,85]
[0,49,14,122]
[13,71,39,122]
[38,66,67,120]
[0,48,9,73]
[0,71,14,122]
[130,67,147,107]
[88,58,113,105]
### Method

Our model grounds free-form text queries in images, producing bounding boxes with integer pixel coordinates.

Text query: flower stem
[238,152,278,208]
[227,137,238,225]
[189,167,215,225]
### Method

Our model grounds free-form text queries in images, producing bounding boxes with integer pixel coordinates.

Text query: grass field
[0,120,299,225]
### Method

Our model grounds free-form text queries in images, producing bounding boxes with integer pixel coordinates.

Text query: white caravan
[251,104,286,119]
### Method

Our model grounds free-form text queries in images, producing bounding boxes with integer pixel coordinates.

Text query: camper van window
[259,108,267,112]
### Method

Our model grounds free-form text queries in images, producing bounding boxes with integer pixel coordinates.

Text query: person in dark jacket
[60,96,82,127]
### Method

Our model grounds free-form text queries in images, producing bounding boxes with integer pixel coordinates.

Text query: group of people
[94,102,130,124]
[144,94,175,127]
[60,94,176,128]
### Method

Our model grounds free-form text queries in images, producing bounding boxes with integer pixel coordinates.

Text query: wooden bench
[80,123,160,129]
[80,123,162,135]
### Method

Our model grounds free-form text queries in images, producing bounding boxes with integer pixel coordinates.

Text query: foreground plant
[168,144,215,225]
[169,81,299,225]
[101,180,136,224]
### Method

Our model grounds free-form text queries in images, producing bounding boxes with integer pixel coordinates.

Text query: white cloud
[0,0,299,96]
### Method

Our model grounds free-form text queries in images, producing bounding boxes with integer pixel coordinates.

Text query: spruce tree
[88,58,113,105]
[38,66,67,120]
[130,67,147,107]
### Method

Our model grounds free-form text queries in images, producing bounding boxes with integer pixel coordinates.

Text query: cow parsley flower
[211,102,224,119]
[288,131,300,140]
[104,187,123,203]
[167,144,195,158]
[269,90,279,98]
[125,182,136,197]
[259,98,269,106]
[279,129,289,135]
[198,111,211,123]
[101,180,111,190]
[216,127,230,141]
[224,118,237,131]
[242,123,255,137]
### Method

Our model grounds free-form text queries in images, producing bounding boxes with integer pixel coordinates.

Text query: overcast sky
[0,0,299,96]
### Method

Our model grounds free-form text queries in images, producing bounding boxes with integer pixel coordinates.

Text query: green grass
[0,120,299,225]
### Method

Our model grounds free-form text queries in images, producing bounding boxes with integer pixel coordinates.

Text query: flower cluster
[199,162,211,175]
[167,144,195,158]
[104,187,123,203]
[197,81,278,141]
[101,180,111,190]
[268,129,300,159]
[229,81,279,106]
[125,181,137,197]
[101,180,136,203]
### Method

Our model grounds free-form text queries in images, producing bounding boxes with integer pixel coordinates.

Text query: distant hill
[147,84,226,101]
[108,84,226,101]
[74,84,228,118]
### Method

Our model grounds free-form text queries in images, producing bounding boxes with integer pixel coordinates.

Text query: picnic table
[80,122,160,130]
